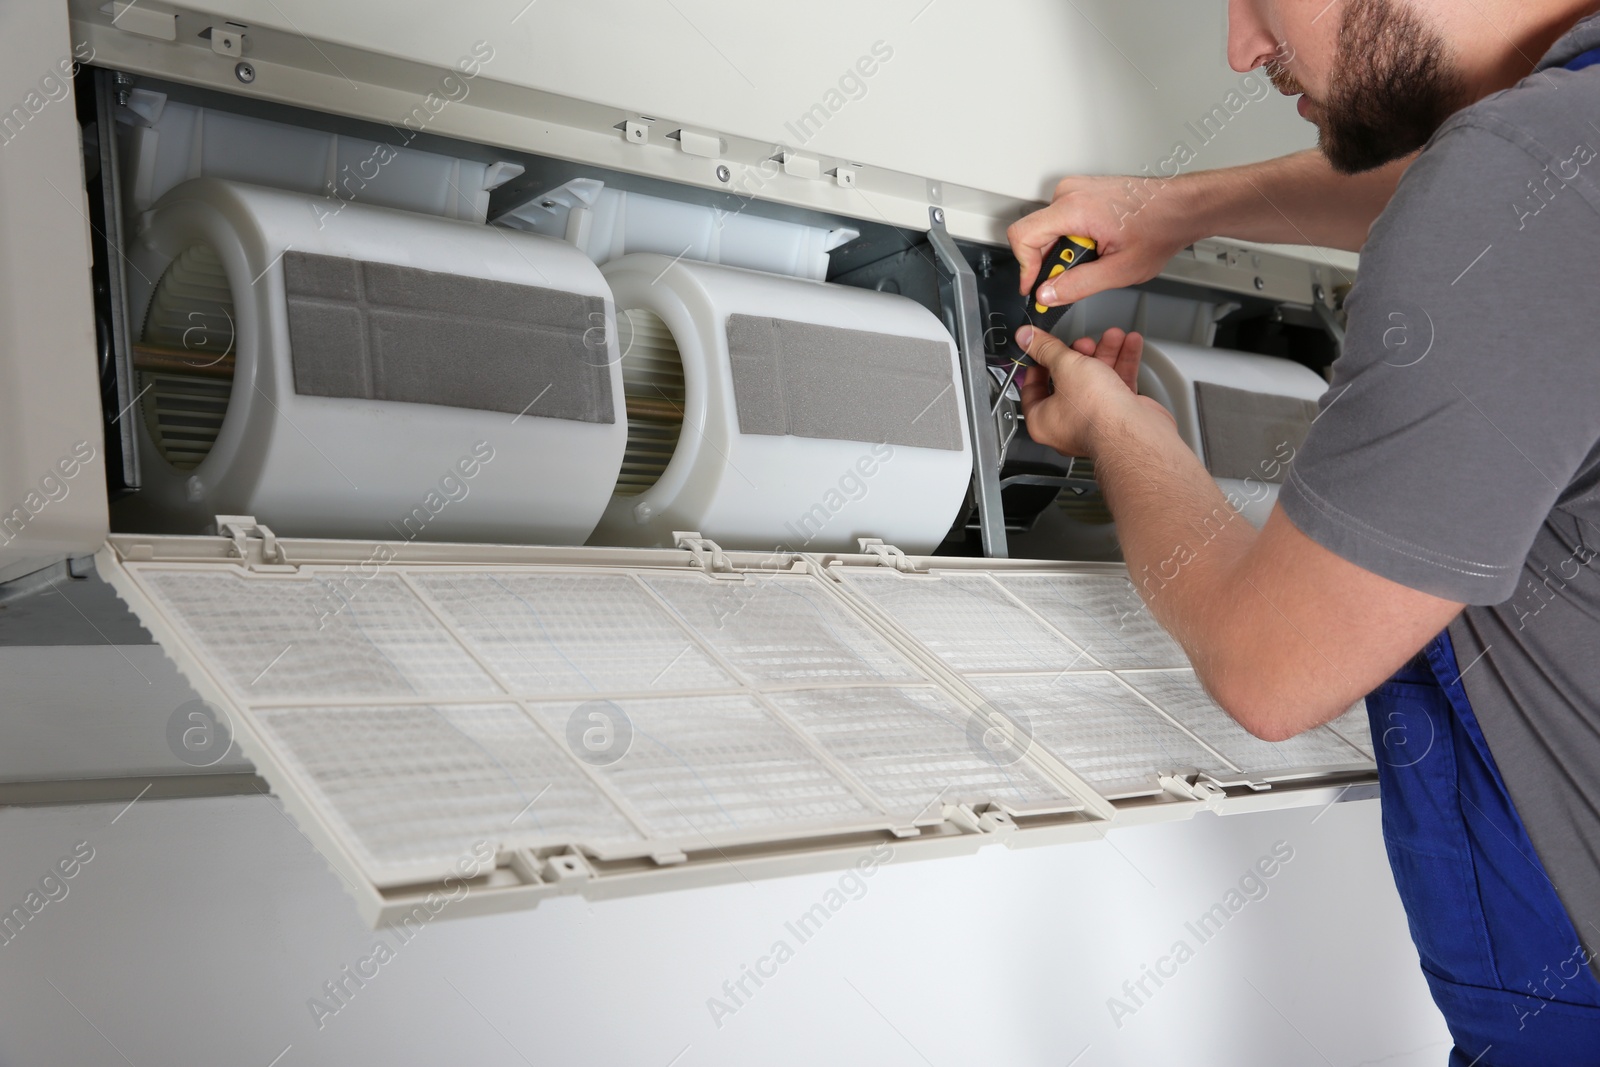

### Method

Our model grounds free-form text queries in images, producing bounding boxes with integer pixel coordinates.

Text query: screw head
[1253,276,1265,290]
[234,61,256,84]
[715,164,731,183]
[931,207,945,225]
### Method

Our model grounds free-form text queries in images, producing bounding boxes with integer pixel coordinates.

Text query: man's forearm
[1176,150,1412,253]
[1089,403,1256,680]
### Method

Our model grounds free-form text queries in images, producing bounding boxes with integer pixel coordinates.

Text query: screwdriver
[1012,233,1099,368]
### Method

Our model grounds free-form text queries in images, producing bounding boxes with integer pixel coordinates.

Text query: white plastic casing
[592,254,972,554]
[123,97,519,223]
[1139,340,1330,528]
[116,178,627,544]
[499,179,859,281]
[0,4,106,584]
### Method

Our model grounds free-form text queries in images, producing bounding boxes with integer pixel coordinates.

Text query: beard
[1270,0,1467,173]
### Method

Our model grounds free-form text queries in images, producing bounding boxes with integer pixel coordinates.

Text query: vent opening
[614,308,685,497]
[137,243,236,471]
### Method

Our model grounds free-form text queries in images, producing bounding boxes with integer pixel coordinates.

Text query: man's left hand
[1014,324,1172,457]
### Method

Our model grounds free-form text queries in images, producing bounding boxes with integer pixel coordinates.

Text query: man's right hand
[1008,174,1198,309]
[1007,150,1410,311]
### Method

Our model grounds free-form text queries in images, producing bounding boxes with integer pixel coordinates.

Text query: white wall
[147,0,1318,204]
[0,794,1449,1066]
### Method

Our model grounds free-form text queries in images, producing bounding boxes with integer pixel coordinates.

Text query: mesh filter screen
[528,694,876,839]
[255,703,639,883]
[1119,671,1367,773]
[642,573,921,686]
[1327,702,1375,758]
[767,686,1077,819]
[994,574,1188,669]
[838,571,1089,673]
[968,673,1235,794]
[1194,381,1317,483]
[123,555,1374,896]
[283,251,613,423]
[410,572,734,694]
[725,314,962,450]
[145,571,498,701]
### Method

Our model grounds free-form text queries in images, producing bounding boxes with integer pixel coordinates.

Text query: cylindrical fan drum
[117,177,627,545]
[591,254,973,554]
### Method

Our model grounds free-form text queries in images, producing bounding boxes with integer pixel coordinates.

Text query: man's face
[1233,0,1467,173]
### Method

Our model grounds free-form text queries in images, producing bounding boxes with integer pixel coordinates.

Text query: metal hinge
[215,515,294,571]
[857,538,925,574]
[673,532,739,578]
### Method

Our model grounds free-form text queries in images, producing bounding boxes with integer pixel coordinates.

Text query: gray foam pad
[725,314,962,451]
[1193,380,1318,483]
[283,251,613,424]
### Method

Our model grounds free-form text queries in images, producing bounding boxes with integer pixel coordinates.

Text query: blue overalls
[1368,632,1600,1064]
[1360,44,1600,1067]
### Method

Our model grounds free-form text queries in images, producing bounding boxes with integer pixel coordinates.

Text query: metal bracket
[216,515,292,569]
[673,532,739,578]
[95,68,141,492]
[998,472,1097,497]
[857,538,924,574]
[200,22,247,56]
[927,207,1008,558]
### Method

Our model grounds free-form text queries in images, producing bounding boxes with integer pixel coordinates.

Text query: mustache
[1264,59,1305,97]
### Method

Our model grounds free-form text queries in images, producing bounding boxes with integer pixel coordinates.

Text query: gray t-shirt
[1280,15,1600,970]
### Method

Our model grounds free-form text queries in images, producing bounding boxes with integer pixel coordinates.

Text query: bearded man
[1007,2,1600,1061]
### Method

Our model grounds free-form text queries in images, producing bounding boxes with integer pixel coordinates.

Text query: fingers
[1092,328,1126,365]
[1019,363,1052,422]
[1009,202,1093,295]
[1014,324,1077,373]
[1084,328,1143,393]
[1018,325,1145,403]
[1115,331,1144,394]
[1008,223,1051,295]
[1035,258,1119,308]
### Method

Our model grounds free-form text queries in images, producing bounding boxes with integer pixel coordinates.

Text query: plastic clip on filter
[117,177,628,545]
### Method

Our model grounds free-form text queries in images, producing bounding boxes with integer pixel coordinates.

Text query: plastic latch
[944,804,1017,836]
[215,515,291,569]
[975,807,1018,835]
[673,532,739,578]
[544,851,593,884]
[943,805,979,833]
[1158,774,1230,805]
[857,538,924,574]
